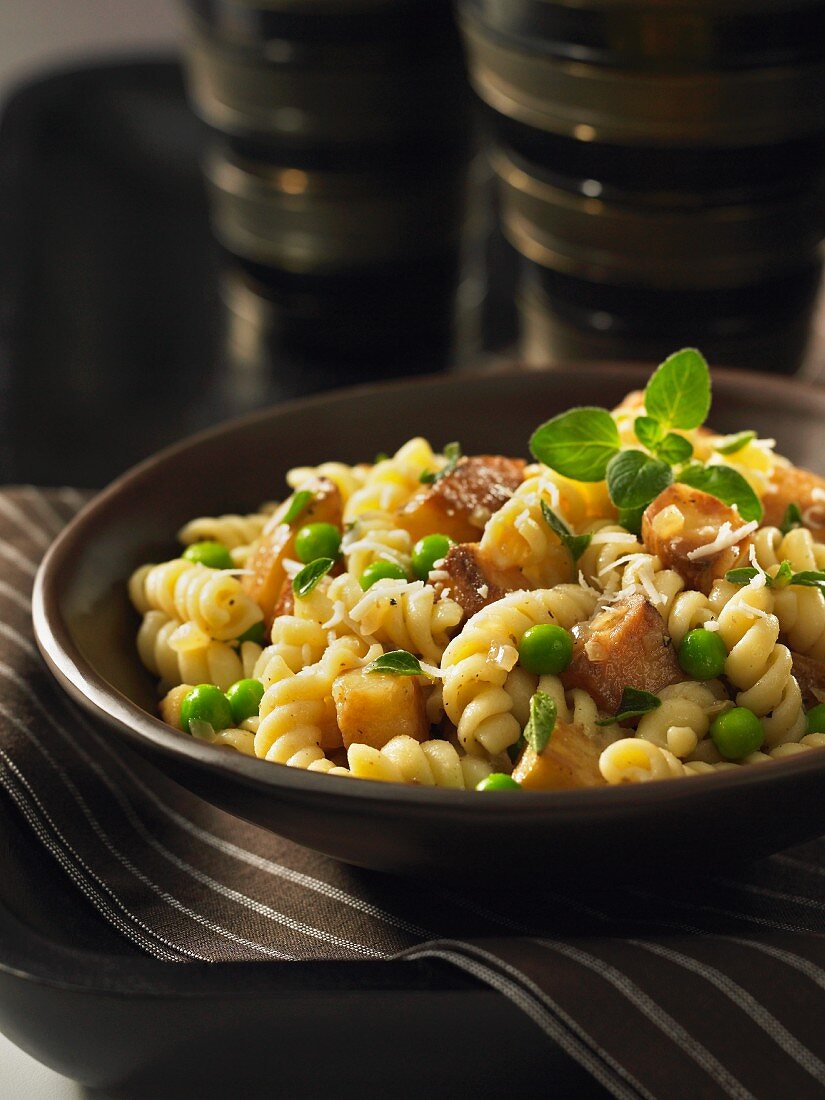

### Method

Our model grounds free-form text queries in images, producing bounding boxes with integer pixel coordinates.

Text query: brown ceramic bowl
[32,366,825,880]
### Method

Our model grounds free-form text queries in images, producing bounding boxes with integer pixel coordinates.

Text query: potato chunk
[243,476,342,630]
[511,719,606,790]
[332,668,428,751]
[642,483,753,595]
[434,542,530,618]
[396,455,525,544]
[562,594,683,713]
[762,465,825,539]
[790,651,825,709]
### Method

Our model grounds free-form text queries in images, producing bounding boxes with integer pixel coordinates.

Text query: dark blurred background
[1,1,824,490]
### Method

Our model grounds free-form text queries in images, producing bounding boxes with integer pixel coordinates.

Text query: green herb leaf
[678,463,763,523]
[655,433,694,465]
[783,570,825,595]
[715,430,756,456]
[644,348,711,430]
[366,650,428,677]
[725,561,795,588]
[596,687,662,725]
[282,490,313,526]
[773,561,794,587]
[607,450,673,511]
[725,567,761,586]
[634,416,664,451]
[523,691,557,755]
[540,501,592,564]
[292,557,334,598]
[420,441,462,485]
[374,451,389,464]
[530,407,620,482]
[780,502,803,535]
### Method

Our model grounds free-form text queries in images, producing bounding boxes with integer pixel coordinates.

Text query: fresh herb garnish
[634,416,664,451]
[530,407,621,482]
[540,501,591,564]
[366,650,429,676]
[635,416,693,464]
[724,560,821,591]
[643,348,711,430]
[607,450,673,515]
[523,691,557,754]
[420,441,462,484]
[282,490,313,526]
[715,431,756,456]
[780,502,803,535]
[292,557,334,598]
[596,687,662,725]
[374,451,389,464]
[677,464,763,523]
[655,433,694,465]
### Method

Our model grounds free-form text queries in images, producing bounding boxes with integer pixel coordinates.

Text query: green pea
[225,678,264,724]
[710,706,764,760]
[180,684,233,734]
[678,628,727,680]
[182,541,233,570]
[476,773,521,791]
[806,703,825,734]
[236,620,266,646]
[360,560,408,590]
[294,522,341,564]
[412,534,454,580]
[518,624,573,676]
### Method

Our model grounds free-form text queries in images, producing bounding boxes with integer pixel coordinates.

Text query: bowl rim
[32,361,825,814]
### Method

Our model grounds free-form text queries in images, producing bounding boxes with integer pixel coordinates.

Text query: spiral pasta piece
[346,735,495,788]
[599,739,688,783]
[636,681,727,759]
[137,611,261,690]
[254,637,380,768]
[177,512,268,551]
[333,577,463,664]
[285,461,368,505]
[440,586,597,756]
[129,559,263,641]
[754,526,825,660]
[578,522,644,593]
[478,471,572,588]
[341,510,413,579]
[343,438,444,523]
[711,577,806,746]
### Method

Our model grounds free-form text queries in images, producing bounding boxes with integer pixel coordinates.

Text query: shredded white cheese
[588,530,640,547]
[477,584,489,599]
[685,521,758,561]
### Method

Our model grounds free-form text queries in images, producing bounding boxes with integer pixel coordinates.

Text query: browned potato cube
[642,483,753,595]
[434,542,530,618]
[396,455,525,544]
[562,594,683,714]
[762,465,825,539]
[511,720,606,790]
[332,668,428,751]
[243,476,342,630]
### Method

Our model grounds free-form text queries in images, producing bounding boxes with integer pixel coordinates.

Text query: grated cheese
[685,521,758,561]
[477,584,489,599]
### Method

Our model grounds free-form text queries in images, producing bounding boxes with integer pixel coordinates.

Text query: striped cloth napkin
[2,486,825,1099]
